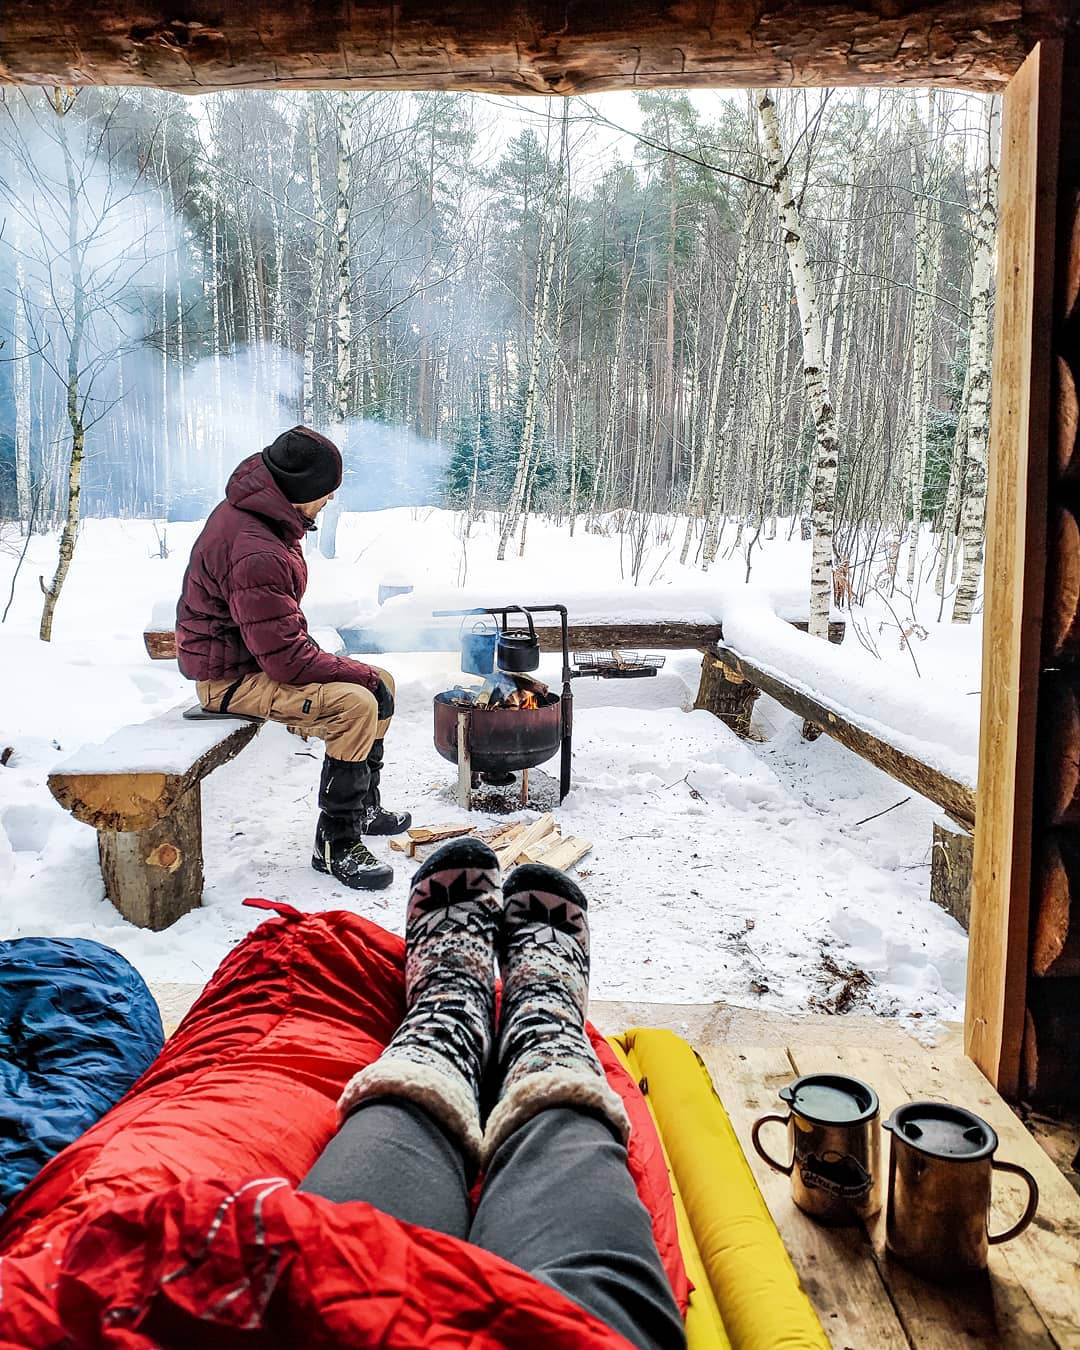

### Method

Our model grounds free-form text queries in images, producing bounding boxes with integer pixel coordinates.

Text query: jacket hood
[226,454,312,540]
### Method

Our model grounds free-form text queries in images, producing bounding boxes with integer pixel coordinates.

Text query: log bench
[47,705,262,931]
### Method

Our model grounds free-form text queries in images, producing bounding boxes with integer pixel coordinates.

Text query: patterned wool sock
[338,837,501,1164]
[483,864,630,1163]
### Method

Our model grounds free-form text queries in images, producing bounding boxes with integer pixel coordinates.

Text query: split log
[48,706,260,927]
[1021,977,1080,1106]
[1043,506,1080,662]
[144,628,177,660]
[49,717,259,833]
[1034,836,1080,977]
[496,813,556,869]
[0,3,1051,95]
[525,835,592,870]
[98,785,202,931]
[1056,353,1078,479]
[694,655,761,738]
[712,642,976,831]
[930,822,974,930]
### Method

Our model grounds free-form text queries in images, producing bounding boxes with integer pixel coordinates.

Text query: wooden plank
[0,2,1047,96]
[526,835,592,870]
[836,1042,1080,1344]
[49,718,259,832]
[698,1045,910,1350]
[714,642,976,831]
[967,40,1062,1098]
[790,1043,1062,1348]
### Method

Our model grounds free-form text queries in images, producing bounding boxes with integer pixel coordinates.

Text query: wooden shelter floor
[150,988,1080,1347]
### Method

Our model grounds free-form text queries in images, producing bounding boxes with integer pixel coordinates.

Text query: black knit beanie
[261,426,342,503]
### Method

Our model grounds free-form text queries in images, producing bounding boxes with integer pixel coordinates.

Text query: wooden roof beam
[0,1,1073,96]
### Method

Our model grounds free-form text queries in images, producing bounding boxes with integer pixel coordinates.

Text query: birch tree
[953,97,1000,624]
[756,90,840,639]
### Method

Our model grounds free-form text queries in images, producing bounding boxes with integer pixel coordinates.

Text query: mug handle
[988,1160,1039,1244]
[751,1113,793,1175]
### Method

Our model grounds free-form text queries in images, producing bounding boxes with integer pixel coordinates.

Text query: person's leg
[476,864,684,1350]
[299,1097,470,1238]
[337,836,502,1162]
[470,1108,686,1350]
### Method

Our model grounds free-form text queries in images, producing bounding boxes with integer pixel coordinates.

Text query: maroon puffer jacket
[176,454,378,691]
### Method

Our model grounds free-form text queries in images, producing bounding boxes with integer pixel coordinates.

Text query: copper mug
[883,1101,1039,1279]
[751,1074,882,1224]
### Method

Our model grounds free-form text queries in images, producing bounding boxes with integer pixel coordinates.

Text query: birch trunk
[303,99,326,421]
[903,91,939,591]
[682,205,751,564]
[756,91,840,638]
[40,93,86,643]
[321,96,353,561]
[953,97,1000,624]
[497,111,563,561]
[13,250,32,528]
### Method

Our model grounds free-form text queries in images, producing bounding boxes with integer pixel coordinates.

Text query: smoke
[157,342,449,517]
[0,91,449,524]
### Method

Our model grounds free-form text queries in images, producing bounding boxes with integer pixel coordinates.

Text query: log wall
[1022,34,1080,1104]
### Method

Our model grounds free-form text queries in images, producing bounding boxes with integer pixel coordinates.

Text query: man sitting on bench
[176,426,410,891]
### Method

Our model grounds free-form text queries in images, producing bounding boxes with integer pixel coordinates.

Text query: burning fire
[507,689,539,710]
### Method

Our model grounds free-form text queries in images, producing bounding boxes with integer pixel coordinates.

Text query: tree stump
[98,785,203,931]
[695,655,760,738]
[930,821,974,930]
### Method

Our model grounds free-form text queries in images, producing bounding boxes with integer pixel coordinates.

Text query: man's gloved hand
[373,677,395,721]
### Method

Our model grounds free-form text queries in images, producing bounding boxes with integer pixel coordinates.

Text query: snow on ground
[0,509,977,1031]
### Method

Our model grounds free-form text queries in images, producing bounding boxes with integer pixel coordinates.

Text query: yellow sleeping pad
[610,1038,731,1350]
[612,1028,829,1350]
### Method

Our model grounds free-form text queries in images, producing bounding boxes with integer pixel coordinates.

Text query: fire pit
[433,691,563,775]
[432,604,573,808]
[431,604,665,809]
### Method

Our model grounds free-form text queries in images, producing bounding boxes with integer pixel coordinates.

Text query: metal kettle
[496,606,540,673]
[882,1101,1038,1280]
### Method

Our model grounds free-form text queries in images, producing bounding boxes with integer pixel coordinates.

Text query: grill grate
[572,650,665,678]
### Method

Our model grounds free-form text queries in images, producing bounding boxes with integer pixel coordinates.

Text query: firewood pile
[390,813,591,873]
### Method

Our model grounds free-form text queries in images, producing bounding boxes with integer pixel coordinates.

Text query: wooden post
[98,785,203,931]
[456,710,471,811]
[694,654,760,738]
[930,822,974,930]
[966,40,1062,1097]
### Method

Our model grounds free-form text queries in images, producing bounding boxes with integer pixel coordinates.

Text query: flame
[519,691,539,710]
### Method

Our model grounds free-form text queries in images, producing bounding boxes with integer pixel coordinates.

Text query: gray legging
[300,1099,687,1350]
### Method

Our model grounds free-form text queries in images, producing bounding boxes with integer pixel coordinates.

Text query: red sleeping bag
[0,900,689,1348]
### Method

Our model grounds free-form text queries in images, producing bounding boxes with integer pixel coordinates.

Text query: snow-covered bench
[47,705,262,931]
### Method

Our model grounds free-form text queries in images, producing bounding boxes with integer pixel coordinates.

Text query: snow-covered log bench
[47,706,262,930]
[712,640,977,832]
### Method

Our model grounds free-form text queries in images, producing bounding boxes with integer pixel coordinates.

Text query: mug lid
[779,1073,879,1125]
[883,1101,998,1160]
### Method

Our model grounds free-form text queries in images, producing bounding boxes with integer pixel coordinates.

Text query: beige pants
[197,667,394,763]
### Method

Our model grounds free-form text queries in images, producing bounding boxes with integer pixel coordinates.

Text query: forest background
[0,85,997,634]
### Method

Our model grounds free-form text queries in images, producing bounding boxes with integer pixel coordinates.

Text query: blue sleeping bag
[0,937,164,1208]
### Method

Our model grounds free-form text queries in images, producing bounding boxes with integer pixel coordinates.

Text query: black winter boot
[359,738,412,835]
[313,756,393,890]
[312,812,394,890]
